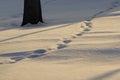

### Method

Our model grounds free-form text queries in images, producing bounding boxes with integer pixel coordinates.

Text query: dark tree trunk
[21,0,43,26]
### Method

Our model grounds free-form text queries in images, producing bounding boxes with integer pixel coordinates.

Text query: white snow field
[0,0,120,80]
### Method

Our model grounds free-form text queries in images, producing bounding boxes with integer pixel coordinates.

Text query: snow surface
[0,0,120,80]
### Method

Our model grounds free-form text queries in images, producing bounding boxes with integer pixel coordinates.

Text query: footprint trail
[0,0,120,64]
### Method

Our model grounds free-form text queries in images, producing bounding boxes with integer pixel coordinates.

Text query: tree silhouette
[21,0,43,26]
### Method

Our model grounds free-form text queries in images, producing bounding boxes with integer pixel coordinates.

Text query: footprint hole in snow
[84,28,90,31]
[27,54,45,58]
[63,39,72,44]
[72,35,77,38]
[0,62,4,64]
[10,57,24,62]
[76,33,83,36]
[34,49,46,54]
[57,44,67,49]
[27,49,46,58]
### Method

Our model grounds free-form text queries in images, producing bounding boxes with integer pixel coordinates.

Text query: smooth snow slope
[0,0,120,80]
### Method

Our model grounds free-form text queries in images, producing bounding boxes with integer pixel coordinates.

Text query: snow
[0,0,120,80]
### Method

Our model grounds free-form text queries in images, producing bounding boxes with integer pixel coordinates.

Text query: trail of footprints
[0,0,120,64]
[0,20,92,64]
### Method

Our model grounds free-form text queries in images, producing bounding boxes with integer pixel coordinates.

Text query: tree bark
[21,0,43,26]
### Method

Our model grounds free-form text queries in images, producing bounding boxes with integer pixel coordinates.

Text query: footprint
[84,28,90,31]
[9,49,46,62]
[98,11,104,14]
[63,39,72,44]
[109,7,114,10]
[10,57,24,62]
[28,54,45,58]
[0,52,30,57]
[72,35,77,38]
[57,44,67,49]
[113,1,120,7]
[0,62,4,64]
[34,49,46,54]
[81,21,92,29]
[76,32,85,36]
[27,49,46,58]
[84,21,92,26]
[0,58,16,64]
